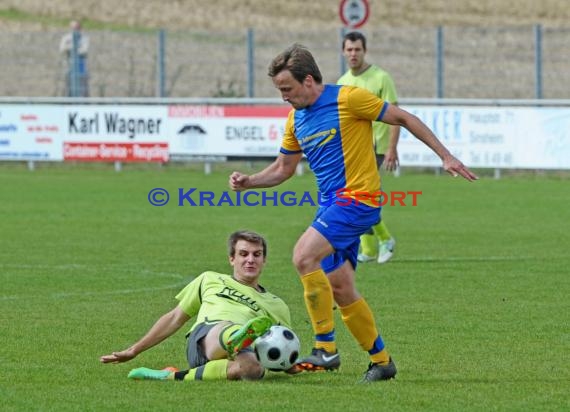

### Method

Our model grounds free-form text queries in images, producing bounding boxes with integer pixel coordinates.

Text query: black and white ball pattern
[254,325,301,371]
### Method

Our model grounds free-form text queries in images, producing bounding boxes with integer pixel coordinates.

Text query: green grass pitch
[1,163,569,411]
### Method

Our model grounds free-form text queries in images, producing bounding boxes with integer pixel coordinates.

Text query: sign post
[339,0,370,29]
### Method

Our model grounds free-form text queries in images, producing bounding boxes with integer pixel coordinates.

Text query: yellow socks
[219,323,241,351]
[301,269,336,353]
[360,233,377,256]
[360,221,393,256]
[340,297,390,365]
[299,271,390,363]
[178,359,229,381]
[374,220,392,242]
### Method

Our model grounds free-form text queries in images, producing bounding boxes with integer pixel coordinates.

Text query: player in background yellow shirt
[338,31,399,264]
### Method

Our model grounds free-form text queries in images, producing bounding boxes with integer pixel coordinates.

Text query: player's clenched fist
[229,172,250,191]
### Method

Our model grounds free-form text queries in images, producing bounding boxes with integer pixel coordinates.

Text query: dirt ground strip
[1,0,570,31]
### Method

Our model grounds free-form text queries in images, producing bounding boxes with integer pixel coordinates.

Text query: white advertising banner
[399,105,570,169]
[0,104,64,161]
[166,104,287,158]
[513,108,570,169]
[62,105,169,162]
[1,102,569,169]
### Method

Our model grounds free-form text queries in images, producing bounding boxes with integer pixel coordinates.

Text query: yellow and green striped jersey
[176,271,291,334]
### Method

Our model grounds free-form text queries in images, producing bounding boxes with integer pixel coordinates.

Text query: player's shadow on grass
[261,371,373,385]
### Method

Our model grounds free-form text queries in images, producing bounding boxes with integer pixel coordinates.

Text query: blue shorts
[311,201,381,273]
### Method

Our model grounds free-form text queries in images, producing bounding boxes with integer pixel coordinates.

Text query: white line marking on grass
[0,263,191,301]
[1,263,185,278]
[52,280,190,298]
[0,280,190,301]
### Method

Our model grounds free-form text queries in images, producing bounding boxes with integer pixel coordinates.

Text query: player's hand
[383,148,399,172]
[100,349,137,364]
[442,155,478,182]
[229,171,251,191]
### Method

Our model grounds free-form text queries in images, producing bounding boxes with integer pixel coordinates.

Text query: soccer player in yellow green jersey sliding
[100,230,298,381]
[338,31,399,264]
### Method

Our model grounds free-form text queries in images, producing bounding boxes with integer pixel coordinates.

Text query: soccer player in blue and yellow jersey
[338,31,400,264]
[229,44,477,382]
[100,230,295,381]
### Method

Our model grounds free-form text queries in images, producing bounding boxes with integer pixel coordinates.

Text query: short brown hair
[268,43,323,84]
[227,230,267,257]
[342,31,367,51]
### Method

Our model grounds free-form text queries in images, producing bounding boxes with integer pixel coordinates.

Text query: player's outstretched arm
[100,306,190,364]
[382,105,478,181]
[441,153,479,181]
[99,348,137,363]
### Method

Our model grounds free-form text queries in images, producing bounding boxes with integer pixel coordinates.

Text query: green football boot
[127,367,173,381]
[225,316,273,354]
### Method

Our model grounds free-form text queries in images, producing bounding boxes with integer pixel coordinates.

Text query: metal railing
[1,25,568,99]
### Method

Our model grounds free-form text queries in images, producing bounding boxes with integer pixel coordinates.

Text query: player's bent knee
[292,251,319,273]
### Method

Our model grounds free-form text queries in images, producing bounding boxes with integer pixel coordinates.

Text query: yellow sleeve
[280,109,302,153]
[175,272,206,317]
[271,299,292,328]
[345,86,387,122]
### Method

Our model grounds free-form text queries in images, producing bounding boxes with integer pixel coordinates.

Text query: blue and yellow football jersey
[280,85,388,206]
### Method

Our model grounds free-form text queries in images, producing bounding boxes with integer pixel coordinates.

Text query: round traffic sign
[339,0,370,29]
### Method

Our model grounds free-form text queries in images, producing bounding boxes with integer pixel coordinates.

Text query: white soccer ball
[254,325,301,371]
